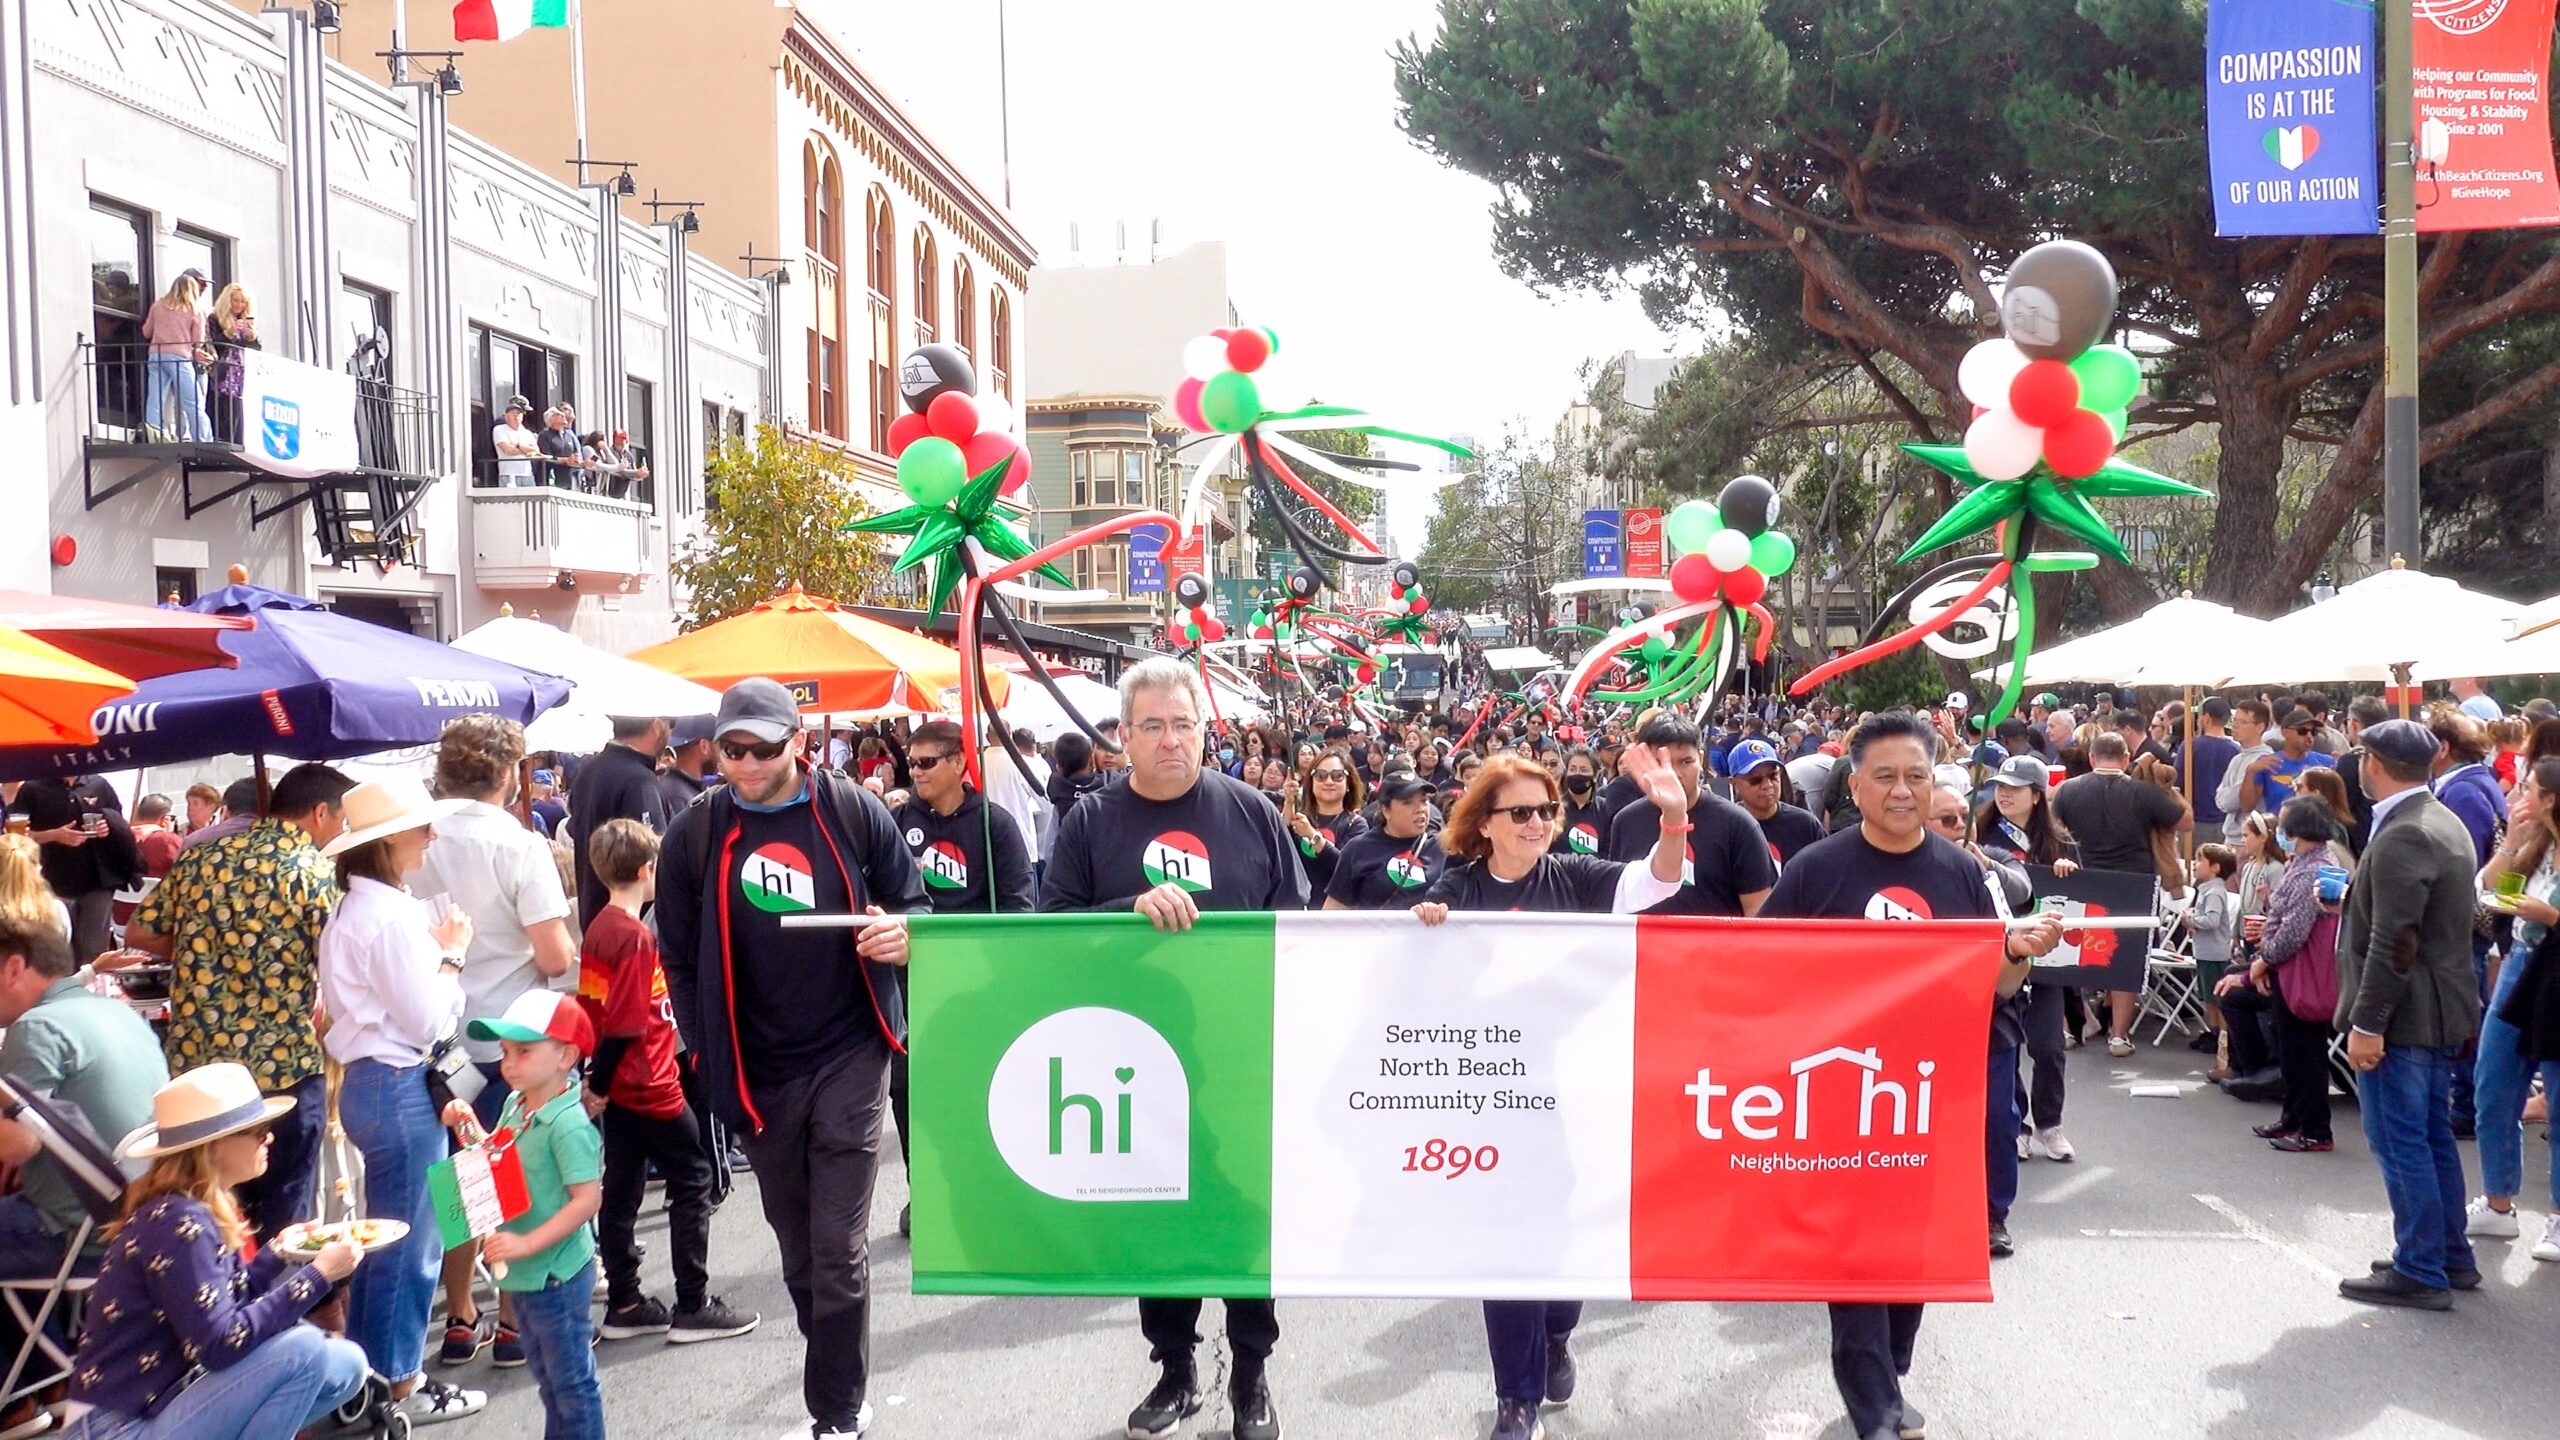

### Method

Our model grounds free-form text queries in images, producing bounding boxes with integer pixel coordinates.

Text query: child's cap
[467,990,595,1056]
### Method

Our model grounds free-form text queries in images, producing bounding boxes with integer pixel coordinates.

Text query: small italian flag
[453,0,568,42]
[427,1137,530,1250]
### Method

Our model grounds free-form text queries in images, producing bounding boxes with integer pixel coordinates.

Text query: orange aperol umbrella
[627,584,1007,715]
[0,625,139,746]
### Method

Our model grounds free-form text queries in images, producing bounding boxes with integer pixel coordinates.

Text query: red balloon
[961,430,1017,481]
[885,411,930,457]
[997,438,1034,498]
[1721,565,1767,605]
[1226,328,1272,373]
[2042,409,2116,479]
[1174,377,1210,432]
[1210,327,1236,341]
[1201,617,1226,643]
[2007,360,2081,429]
[1408,596,1428,615]
[1669,553,1720,604]
[926,391,979,444]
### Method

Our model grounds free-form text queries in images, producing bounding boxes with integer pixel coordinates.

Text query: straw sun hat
[119,1062,296,1161]
[320,775,467,858]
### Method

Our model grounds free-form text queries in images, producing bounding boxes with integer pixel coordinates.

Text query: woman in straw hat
[313,778,487,1425]
[60,1062,366,1438]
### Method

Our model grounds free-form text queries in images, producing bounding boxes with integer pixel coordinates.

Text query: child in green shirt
[444,990,604,1438]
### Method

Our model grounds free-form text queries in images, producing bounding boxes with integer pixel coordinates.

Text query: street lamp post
[2381,0,2421,563]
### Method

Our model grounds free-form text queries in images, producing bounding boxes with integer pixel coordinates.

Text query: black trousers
[600,1104,714,1310]
[1139,1297,1279,1380]
[2222,984,2279,1076]
[236,1073,325,1243]
[889,1047,910,1168]
[2274,1005,2337,1143]
[1482,1299,1579,1402]
[2013,984,2068,1131]
[738,1045,889,1428]
[1828,1302,1923,1437]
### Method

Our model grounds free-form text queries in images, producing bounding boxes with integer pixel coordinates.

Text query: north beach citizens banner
[235,351,360,479]
[909,912,2003,1304]
[2206,0,2380,236]
[2414,0,2560,231]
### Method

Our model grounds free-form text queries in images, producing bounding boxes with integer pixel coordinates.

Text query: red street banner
[2415,0,2560,231]
[1625,507,1666,578]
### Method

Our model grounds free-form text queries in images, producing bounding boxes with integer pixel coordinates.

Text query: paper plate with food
[272,1218,410,1257]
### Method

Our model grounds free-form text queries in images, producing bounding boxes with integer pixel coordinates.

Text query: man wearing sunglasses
[1726,738,1824,867]
[658,679,926,1440]
[2236,706,2336,821]
[1604,713,1776,917]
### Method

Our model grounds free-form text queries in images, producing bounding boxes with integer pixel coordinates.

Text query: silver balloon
[2000,240,2117,362]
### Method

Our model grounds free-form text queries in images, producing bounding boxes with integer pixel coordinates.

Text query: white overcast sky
[810,0,1692,549]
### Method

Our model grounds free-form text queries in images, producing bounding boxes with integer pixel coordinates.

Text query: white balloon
[1703,528,1753,572]
[1911,574,2018,660]
[974,393,1016,437]
[1182,335,1231,382]
[1964,408,2043,481]
[1957,339,2031,411]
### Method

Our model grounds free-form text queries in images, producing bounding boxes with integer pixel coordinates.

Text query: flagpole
[568,0,588,165]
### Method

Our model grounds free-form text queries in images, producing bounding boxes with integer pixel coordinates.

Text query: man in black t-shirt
[1725,738,1825,867]
[1762,712,2057,1440]
[1605,714,1775,916]
[570,715,668,925]
[1040,660,1297,1440]
[2051,731,2190,1056]
[657,679,924,1440]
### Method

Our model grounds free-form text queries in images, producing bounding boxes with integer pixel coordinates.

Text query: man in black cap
[2335,719,2485,1311]
[659,713,720,817]
[658,678,924,1437]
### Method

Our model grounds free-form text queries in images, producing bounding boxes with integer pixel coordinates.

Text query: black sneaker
[1898,1399,1928,1437]
[2370,1257,2482,1291]
[1125,1363,1202,1439]
[1543,1335,1575,1404]
[437,1312,495,1367]
[670,1295,761,1343]
[1489,1397,1543,1440]
[1230,1372,1281,1440]
[1989,1220,2014,1258]
[600,1296,673,1340]
[900,1203,911,1237]
[805,1401,873,1437]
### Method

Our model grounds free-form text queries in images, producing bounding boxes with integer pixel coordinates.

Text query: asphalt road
[447,1039,2556,1440]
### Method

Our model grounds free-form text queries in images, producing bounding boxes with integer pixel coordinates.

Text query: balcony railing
[469,458,657,586]
[471,450,655,509]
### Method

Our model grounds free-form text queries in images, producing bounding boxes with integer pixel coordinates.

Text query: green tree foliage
[1397,1,2560,613]
[672,425,892,629]
[1417,428,1581,635]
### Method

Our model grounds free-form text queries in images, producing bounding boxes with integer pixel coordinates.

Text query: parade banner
[1624,507,1666,578]
[2022,864,2157,990]
[234,351,360,479]
[2414,0,2560,231]
[910,912,2001,1303]
[1125,525,1168,595]
[1581,509,1624,579]
[2205,0,2380,236]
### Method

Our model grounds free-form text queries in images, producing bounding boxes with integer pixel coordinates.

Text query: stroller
[0,1076,130,1440]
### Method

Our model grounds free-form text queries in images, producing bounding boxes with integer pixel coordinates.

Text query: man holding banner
[1762,712,2058,1440]
[1040,658,1303,1440]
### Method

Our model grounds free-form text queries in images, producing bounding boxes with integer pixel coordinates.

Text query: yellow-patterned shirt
[133,817,338,1089]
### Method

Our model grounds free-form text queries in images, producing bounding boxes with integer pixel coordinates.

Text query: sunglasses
[1496,802,1562,825]
[1311,769,1349,781]
[719,738,790,762]
[909,752,952,772]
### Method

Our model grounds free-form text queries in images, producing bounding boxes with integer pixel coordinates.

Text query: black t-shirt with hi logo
[1040,768,1307,913]
[892,789,1035,915]
[1419,852,1623,914]
[726,799,865,1086]
[1752,802,1828,868]
[1326,827,1447,910]
[1605,792,1779,917]
[1761,826,2022,1052]
[1550,796,1610,857]
[1292,810,1368,909]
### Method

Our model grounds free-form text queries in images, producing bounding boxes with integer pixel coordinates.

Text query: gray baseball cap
[714,678,799,744]
[1991,754,2052,792]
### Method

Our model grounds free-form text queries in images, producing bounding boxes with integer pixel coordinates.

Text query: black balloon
[1285,566,1323,601]
[2001,240,2117,362]
[1392,560,1421,590]
[898,344,976,413]
[1716,475,1780,538]
[1172,573,1210,609]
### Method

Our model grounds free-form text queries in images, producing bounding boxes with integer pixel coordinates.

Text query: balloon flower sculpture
[1561,474,1797,711]
[1787,239,2207,728]
[1235,566,1401,728]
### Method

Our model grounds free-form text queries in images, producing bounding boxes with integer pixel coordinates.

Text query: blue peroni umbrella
[0,584,573,781]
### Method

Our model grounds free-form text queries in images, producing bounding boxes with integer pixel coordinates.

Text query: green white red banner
[908,912,2002,1302]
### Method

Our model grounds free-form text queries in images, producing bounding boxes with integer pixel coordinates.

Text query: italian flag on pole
[453,0,567,42]
[909,911,2003,1303]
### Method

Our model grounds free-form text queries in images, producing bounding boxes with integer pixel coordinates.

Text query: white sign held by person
[236,351,359,478]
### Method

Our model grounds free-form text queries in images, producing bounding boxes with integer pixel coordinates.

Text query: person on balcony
[536,407,586,490]
[207,283,260,446]
[138,270,212,443]
[491,397,539,487]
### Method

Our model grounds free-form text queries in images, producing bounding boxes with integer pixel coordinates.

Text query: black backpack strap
[686,783,733,885]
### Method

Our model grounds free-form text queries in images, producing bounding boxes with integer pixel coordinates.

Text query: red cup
[2242,913,2266,943]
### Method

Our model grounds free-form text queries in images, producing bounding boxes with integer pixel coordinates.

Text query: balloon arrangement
[1362,561,1435,646]
[1787,240,2207,728]
[883,344,1035,506]
[1560,475,1797,711]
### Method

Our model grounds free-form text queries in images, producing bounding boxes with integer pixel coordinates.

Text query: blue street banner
[2205,0,2381,236]
[1582,509,1624,579]
[1127,525,1168,594]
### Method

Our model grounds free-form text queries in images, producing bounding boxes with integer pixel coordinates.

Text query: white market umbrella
[452,615,723,754]
[2414,590,2560,681]
[999,669,1123,743]
[2216,563,2520,690]
[1975,594,2274,689]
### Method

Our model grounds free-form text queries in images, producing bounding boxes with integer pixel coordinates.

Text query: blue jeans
[336,1058,442,1383]
[1986,1045,2020,1223]
[62,1323,367,1440]
[143,354,208,441]
[2475,955,2560,1206]
[510,1259,603,1440]
[2450,940,2491,1131]
[2360,1043,2477,1288]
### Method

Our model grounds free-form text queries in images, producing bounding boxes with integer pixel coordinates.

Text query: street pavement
[450,1039,2556,1440]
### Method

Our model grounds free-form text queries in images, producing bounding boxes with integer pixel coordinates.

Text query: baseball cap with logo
[1991,754,2052,792]
[715,678,800,744]
[467,990,596,1057]
[1377,773,1434,803]
[1727,738,1781,776]
[1943,691,1971,712]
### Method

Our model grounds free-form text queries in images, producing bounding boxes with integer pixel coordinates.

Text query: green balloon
[1750,530,1797,576]
[1201,371,1263,433]
[2101,407,2128,441]
[2069,345,2142,413]
[1665,499,1721,555]
[1639,635,1669,661]
[897,436,969,506]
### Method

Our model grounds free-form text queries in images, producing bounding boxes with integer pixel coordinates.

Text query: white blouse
[318,876,464,1067]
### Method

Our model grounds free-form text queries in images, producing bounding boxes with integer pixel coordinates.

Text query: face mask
[1218,747,1236,764]
[1563,773,1594,796]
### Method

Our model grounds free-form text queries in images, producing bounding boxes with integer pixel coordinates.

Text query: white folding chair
[2136,895,2206,1043]
[0,1078,129,1433]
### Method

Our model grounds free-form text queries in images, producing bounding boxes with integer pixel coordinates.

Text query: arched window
[911,225,938,347]
[863,186,896,453]
[951,258,976,366]
[988,285,1013,401]
[801,139,846,438]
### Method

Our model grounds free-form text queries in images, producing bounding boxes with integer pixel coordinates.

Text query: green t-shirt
[1,978,168,1237]
[490,1081,602,1292]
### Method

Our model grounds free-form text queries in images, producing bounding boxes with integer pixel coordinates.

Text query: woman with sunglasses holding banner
[1411,745,1690,1440]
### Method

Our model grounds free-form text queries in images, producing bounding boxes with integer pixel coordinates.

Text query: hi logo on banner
[987,1006,1190,1202]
